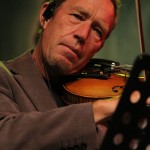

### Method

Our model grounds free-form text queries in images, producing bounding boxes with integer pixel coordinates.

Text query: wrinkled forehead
[68,0,115,18]
[43,0,118,19]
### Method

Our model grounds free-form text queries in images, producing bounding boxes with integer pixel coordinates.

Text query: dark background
[0,0,149,65]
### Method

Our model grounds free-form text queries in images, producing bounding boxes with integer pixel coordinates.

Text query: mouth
[61,43,81,59]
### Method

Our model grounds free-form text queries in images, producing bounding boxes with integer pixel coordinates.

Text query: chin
[51,59,72,75]
[48,55,81,75]
[57,61,79,75]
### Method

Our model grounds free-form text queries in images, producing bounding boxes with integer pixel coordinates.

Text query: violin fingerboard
[100,54,150,150]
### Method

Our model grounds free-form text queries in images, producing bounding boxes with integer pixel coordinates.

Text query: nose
[73,23,90,44]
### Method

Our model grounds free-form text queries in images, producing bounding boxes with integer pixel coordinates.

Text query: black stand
[100,54,150,150]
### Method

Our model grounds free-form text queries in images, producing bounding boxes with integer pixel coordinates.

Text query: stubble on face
[46,56,72,75]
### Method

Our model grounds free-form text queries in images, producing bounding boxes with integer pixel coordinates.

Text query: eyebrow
[72,6,90,18]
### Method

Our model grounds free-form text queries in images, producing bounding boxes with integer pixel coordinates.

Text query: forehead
[62,0,115,15]
[61,0,115,31]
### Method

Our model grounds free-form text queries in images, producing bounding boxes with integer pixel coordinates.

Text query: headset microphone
[42,0,56,19]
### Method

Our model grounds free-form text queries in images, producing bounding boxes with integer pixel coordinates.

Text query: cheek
[42,24,60,53]
[85,42,102,58]
[86,34,104,55]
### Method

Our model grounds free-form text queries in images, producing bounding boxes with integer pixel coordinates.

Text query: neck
[32,44,63,85]
[32,44,46,78]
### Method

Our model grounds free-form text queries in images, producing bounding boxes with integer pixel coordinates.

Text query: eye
[93,27,103,39]
[72,14,84,21]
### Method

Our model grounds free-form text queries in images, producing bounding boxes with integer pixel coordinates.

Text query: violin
[62,58,132,105]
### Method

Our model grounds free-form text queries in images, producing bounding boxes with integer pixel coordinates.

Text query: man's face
[41,0,115,75]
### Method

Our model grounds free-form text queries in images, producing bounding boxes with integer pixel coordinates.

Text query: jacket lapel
[7,50,57,111]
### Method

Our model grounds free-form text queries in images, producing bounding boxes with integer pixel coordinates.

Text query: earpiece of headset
[42,0,57,19]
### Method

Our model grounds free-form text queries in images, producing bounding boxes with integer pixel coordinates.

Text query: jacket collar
[7,50,57,111]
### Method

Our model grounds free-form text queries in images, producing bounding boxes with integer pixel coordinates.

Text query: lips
[61,43,82,58]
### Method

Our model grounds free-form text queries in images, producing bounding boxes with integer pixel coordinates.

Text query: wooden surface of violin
[62,73,126,104]
[61,58,135,104]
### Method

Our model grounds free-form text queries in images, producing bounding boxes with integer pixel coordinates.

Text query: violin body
[62,58,127,104]
[63,73,126,104]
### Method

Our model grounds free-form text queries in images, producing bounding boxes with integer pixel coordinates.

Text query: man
[0,0,120,149]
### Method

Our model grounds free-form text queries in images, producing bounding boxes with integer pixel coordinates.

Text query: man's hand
[92,96,120,124]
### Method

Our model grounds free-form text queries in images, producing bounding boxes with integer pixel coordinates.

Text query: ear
[39,2,51,29]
